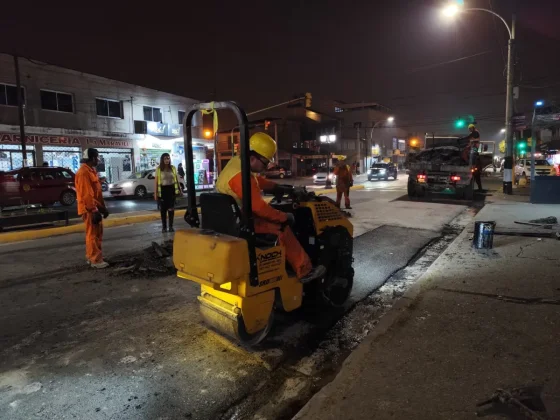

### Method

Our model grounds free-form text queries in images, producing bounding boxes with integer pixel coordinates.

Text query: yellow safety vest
[156,166,180,196]
[216,156,258,209]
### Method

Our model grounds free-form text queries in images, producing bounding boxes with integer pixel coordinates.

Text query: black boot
[161,208,167,232]
[168,210,175,232]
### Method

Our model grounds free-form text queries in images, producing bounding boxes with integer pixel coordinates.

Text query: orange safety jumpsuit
[216,156,312,279]
[334,164,353,209]
[75,163,105,264]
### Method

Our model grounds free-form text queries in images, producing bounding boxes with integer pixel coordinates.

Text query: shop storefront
[0,133,134,179]
[136,135,214,189]
[0,144,36,171]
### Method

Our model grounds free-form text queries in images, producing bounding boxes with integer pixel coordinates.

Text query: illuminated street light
[387,116,395,123]
[500,128,506,133]
[442,4,460,18]
[535,100,544,107]
[204,130,213,138]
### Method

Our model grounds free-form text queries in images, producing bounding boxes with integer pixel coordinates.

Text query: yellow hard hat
[250,132,277,161]
[468,124,476,129]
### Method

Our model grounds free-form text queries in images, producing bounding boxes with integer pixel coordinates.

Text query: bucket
[473,221,496,250]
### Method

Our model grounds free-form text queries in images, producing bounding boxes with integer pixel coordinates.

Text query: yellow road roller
[173,101,354,345]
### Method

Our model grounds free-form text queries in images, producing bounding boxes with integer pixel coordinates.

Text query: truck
[406,135,495,200]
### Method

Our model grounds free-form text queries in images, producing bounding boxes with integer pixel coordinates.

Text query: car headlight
[313,175,317,179]
[109,184,114,188]
[121,182,133,187]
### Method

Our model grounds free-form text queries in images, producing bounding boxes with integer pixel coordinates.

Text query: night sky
[1,0,559,137]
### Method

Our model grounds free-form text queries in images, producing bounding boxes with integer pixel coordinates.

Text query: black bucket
[473,221,496,250]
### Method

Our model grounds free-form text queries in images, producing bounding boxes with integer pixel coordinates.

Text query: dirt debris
[111,240,176,276]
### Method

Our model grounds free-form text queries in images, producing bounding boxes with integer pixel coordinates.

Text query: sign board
[512,113,526,130]
[0,133,133,149]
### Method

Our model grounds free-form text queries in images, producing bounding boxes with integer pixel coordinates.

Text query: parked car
[109,170,186,198]
[368,163,398,181]
[0,166,76,208]
[313,168,336,184]
[264,165,292,179]
[515,158,556,178]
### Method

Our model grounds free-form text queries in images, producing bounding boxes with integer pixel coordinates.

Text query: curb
[293,224,470,420]
[0,210,187,244]
[0,186,365,245]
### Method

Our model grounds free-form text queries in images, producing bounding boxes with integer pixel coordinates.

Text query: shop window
[0,83,25,106]
[143,106,162,122]
[96,98,123,118]
[40,90,74,113]
[178,110,185,124]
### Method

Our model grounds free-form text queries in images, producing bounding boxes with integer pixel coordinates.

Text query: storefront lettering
[0,133,132,148]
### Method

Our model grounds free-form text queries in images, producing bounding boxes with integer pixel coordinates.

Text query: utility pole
[274,122,278,163]
[356,126,361,173]
[14,55,27,165]
[503,14,516,194]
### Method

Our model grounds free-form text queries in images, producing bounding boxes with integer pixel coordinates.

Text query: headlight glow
[313,175,317,179]
[121,182,133,187]
[109,184,114,188]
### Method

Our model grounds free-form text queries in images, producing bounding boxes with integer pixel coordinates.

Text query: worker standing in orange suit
[216,132,326,282]
[334,159,353,209]
[75,148,110,268]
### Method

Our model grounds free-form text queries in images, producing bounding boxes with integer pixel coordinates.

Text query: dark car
[0,166,77,208]
[264,165,292,179]
[368,163,398,181]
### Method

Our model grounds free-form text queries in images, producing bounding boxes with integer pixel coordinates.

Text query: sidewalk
[295,196,560,420]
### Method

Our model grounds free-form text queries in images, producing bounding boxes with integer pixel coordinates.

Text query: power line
[407,50,493,73]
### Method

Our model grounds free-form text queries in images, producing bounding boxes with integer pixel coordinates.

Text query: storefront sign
[0,133,133,149]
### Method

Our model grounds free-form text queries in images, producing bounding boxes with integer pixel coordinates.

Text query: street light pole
[442,5,515,194]
[503,14,516,194]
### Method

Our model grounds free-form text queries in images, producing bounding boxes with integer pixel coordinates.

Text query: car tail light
[450,175,461,182]
[417,174,426,180]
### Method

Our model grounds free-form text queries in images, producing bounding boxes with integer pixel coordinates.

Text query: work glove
[98,205,109,219]
[92,211,103,225]
[285,213,296,227]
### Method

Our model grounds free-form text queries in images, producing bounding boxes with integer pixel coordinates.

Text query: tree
[499,140,506,154]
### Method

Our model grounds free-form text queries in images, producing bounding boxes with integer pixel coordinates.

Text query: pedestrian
[334,159,353,209]
[154,153,181,233]
[75,148,110,269]
[177,162,185,178]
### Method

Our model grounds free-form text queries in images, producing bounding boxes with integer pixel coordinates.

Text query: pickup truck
[407,140,494,200]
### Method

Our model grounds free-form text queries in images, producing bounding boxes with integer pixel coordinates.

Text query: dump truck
[406,135,495,200]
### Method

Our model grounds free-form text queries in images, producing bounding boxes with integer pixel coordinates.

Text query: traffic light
[455,119,466,129]
[517,140,527,152]
[264,120,271,131]
[305,92,312,108]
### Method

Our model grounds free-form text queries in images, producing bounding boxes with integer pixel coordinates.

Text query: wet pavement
[0,186,474,419]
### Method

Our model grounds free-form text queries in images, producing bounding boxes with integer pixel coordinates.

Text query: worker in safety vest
[457,124,483,191]
[216,132,326,282]
[334,159,353,209]
[154,153,182,233]
[75,148,110,268]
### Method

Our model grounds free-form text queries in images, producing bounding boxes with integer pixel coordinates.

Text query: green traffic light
[455,119,466,129]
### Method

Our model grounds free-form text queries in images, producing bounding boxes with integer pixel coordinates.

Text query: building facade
[0,54,209,185]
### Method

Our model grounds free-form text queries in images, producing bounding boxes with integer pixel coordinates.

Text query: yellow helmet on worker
[468,123,476,129]
[250,132,277,161]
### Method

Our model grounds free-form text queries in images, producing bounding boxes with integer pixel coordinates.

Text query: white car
[313,169,337,185]
[515,159,555,178]
[109,170,185,198]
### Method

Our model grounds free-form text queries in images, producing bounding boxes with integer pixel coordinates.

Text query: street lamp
[367,117,395,168]
[320,134,336,188]
[387,116,395,123]
[500,128,506,133]
[442,2,515,194]
[204,129,213,138]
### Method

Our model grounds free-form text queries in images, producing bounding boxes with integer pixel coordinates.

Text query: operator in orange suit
[216,132,326,282]
[334,159,353,209]
[75,148,110,268]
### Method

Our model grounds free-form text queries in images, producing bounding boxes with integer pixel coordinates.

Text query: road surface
[0,180,476,419]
